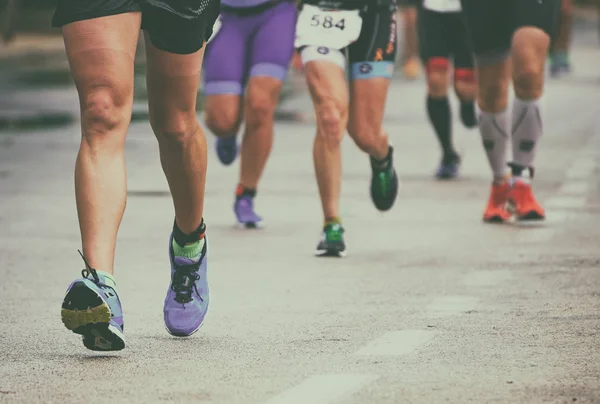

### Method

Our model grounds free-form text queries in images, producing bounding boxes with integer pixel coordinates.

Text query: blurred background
[0,0,599,132]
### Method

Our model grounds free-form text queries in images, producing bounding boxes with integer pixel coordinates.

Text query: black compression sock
[427,95,454,157]
[460,100,477,128]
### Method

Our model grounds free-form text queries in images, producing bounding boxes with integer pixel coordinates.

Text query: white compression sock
[478,108,510,180]
[511,97,543,170]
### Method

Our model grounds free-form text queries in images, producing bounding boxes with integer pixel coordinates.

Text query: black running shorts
[398,0,419,7]
[460,0,560,65]
[349,2,399,66]
[417,7,473,69]
[52,0,221,54]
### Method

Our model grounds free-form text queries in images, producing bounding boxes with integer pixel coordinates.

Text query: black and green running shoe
[370,146,399,211]
[315,222,346,258]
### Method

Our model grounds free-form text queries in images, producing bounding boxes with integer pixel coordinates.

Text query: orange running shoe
[507,178,546,221]
[483,181,511,223]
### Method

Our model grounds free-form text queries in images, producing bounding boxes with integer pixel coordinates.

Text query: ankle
[324,217,342,227]
[236,184,256,199]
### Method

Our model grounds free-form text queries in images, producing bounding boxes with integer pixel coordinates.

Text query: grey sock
[511,97,542,169]
[479,109,510,180]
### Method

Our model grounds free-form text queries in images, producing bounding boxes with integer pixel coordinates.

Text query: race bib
[423,0,461,13]
[295,4,363,50]
[207,15,222,44]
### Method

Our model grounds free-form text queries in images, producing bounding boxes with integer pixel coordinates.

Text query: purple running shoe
[164,235,210,337]
[61,251,125,351]
[234,195,264,228]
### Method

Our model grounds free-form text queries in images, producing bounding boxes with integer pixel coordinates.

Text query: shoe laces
[78,250,101,284]
[171,261,203,306]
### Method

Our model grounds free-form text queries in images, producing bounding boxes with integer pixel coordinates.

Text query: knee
[151,111,199,145]
[425,58,450,97]
[454,68,476,100]
[245,92,276,128]
[81,86,129,145]
[204,100,241,137]
[315,97,346,147]
[513,62,544,99]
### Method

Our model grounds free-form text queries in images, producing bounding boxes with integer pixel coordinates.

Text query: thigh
[61,13,140,109]
[460,0,512,65]
[418,8,452,65]
[249,1,296,82]
[144,36,205,126]
[512,0,561,40]
[348,78,390,137]
[348,4,398,80]
[203,12,252,96]
[304,61,349,118]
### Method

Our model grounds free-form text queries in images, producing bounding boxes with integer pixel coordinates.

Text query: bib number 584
[310,14,346,30]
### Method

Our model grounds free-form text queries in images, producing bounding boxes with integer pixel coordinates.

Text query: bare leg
[66,13,140,274]
[304,61,348,221]
[239,76,282,189]
[145,36,206,234]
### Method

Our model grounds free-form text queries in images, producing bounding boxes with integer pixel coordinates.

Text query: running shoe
[483,181,511,223]
[234,195,264,228]
[370,147,399,211]
[164,234,209,337]
[315,222,346,257]
[216,136,238,165]
[549,53,571,77]
[507,177,545,221]
[61,251,125,351]
[435,154,461,180]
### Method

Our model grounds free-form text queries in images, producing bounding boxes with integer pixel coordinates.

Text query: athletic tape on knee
[300,46,346,70]
[454,68,475,83]
[427,57,450,73]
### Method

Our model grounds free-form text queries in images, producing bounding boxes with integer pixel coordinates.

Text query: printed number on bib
[295,4,362,50]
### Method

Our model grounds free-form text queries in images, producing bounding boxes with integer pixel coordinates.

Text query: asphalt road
[1,29,600,404]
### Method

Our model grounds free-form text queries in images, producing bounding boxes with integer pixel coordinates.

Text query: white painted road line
[424,296,479,318]
[261,374,379,404]
[354,330,436,356]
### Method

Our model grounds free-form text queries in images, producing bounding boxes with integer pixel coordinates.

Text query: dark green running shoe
[370,146,399,211]
[315,222,346,258]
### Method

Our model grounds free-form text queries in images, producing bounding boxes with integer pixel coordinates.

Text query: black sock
[460,100,477,128]
[173,218,206,247]
[508,162,531,178]
[427,96,455,158]
[236,184,256,199]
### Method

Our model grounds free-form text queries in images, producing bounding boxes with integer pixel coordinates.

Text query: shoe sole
[315,249,347,258]
[61,282,125,351]
[165,323,203,338]
[236,221,265,230]
[483,215,509,224]
[507,201,546,222]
